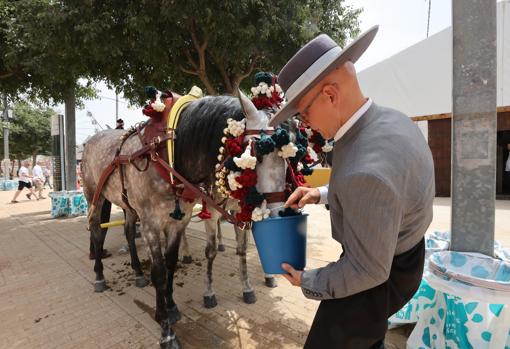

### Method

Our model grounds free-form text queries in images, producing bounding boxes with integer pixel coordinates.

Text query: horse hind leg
[180,232,192,264]
[90,197,108,292]
[234,225,256,304]
[124,210,147,288]
[164,228,183,325]
[143,224,181,349]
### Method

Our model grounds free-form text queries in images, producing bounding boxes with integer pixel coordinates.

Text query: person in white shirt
[29,161,46,199]
[11,160,38,203]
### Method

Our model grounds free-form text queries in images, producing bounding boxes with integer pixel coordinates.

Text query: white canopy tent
[358,0,509,121]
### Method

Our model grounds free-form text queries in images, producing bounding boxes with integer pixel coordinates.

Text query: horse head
[238,91,291,217]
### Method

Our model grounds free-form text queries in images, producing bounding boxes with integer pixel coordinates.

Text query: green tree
[0,102,53,164]
[0,0,96,104]
[1,0,361,103]
[72,0,361,99]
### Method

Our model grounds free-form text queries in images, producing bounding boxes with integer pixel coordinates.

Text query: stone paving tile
[2,191,509,348]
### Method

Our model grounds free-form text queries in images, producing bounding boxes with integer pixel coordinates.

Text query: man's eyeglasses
[294,89,322,123]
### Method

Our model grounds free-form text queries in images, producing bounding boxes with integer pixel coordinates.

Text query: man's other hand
[281,263,302,286]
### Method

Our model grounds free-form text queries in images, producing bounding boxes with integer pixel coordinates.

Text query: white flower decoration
[297,162,304,172]
[234,142,257,170]
[251,200,270,222]
[151,92,165,112]
[227,118,246,137]
[275,84,282,94]
[251,87,257,94]
[322,142,334,153]
[307,146,319,162]
[305,128,313,138]
[278,142,298,159]
[227,171,242,191]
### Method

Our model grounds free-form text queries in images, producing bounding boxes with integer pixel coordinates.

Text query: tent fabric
[358,0,510,118]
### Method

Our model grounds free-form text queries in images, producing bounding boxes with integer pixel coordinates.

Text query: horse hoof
[160,335,181,349]
[243,290,257,304]
[167,305,182,325]
[135,276,147,288]
[265,276,277,288]
[94,279,107,293]
[182,256,193,264]
[203,294,217,308]
[217,244,226,252]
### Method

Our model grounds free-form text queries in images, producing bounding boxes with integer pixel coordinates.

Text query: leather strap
[244,129,275,136]
[152,154,248,229]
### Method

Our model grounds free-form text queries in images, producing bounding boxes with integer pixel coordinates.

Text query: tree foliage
[0,0,361,103]
[0,102,53,160]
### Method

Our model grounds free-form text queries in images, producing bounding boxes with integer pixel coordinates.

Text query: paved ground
[0,189,509,349]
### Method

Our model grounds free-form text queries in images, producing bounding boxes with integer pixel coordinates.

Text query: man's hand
[284,187,320,209]
[281,263,302,286]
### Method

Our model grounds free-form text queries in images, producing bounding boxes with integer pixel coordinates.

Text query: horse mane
[174,95,244,184]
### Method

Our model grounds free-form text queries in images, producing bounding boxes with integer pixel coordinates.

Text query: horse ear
[237,89,258,120]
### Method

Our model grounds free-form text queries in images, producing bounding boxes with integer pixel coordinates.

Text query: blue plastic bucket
[251,214,308,274]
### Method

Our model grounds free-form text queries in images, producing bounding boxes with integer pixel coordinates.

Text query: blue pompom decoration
[169,199,185,220]
[224,157,241,172]
[271,129,290,148]
[290,145,307,164]
[296,130,308,148]
[245,187,265,206]
[255,134,276,156]
[144,86,158,99]
[301,164,314,176]
[254,72,273,86]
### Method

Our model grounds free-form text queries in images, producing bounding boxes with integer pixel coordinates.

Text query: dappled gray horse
[81,93,289,349]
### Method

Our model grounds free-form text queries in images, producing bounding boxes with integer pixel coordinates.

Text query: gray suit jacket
[301,102,435,300]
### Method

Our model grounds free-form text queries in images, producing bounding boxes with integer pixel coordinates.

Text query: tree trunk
[32,152,37,166]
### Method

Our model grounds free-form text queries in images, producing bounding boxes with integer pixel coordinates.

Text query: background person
[30,160,46,199]
[11,160,39,203]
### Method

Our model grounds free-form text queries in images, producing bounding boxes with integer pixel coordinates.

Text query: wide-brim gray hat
[269,25,379,127]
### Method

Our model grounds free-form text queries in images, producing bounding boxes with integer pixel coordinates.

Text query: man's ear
[322,84,338,105]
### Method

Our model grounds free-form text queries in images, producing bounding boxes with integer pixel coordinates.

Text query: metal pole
[59,115,66,191]
[115,92,119,122]
[451,0,497,255]
[51,114,62,191]
[2,95,9,180]
[64,88,77,191]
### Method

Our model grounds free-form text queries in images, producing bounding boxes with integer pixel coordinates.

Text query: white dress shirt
[318,98,373,204]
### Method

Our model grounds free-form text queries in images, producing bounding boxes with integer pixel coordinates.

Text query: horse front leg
[180,232,193,264]
[124,210,147,288]
[203,216,219,308]
[234,225,256,304]
[216,218,225,252]
[165,229,183,325]
[143,225,181,349]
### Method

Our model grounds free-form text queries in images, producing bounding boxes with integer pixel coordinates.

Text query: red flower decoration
[312,143,323,155]
[226,137,243,156]
[236,202,255,222]
[230,187,249,201]
[235,169,257,187]
[142,98,163,121]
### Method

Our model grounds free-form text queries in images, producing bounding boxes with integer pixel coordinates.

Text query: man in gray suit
[269,26,435,348]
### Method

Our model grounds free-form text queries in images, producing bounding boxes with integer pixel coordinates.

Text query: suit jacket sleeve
[300,172,403,300]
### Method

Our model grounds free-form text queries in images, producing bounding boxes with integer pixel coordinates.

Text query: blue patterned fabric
[1,180,18,191]
[407,252,510,348]
[49,191,88,218]
[389,232,510,328]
